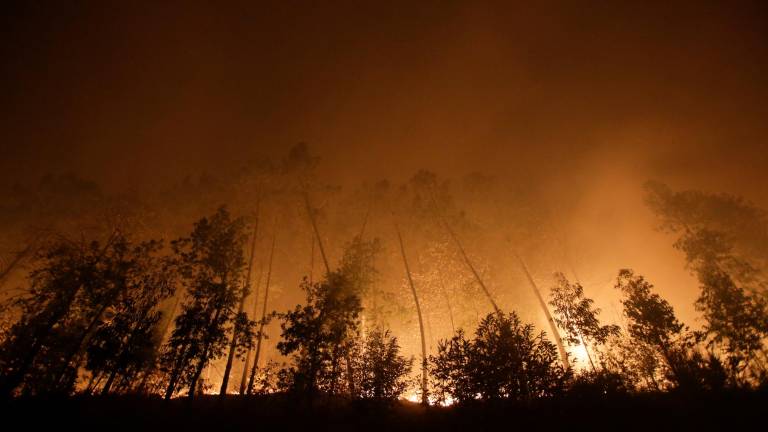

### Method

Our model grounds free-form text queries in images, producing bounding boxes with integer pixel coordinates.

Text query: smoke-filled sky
[2,1,767,190]
[2,1,768,331]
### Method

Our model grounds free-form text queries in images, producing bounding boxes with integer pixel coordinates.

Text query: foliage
[599,334,668,391]
[568,369,631,398]
[355,328,413,400]
[645,183,768,385]
[83,239,176,395]
[430,312,569,404]
[340,236,383,298]
[161,207,251,399]
[694,263,768,382]
[615,269,684,350]
[277,271,362,398]
[549,272,619,369]
[0,232,177,396]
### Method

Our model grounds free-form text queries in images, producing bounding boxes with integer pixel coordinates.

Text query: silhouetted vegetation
[431,311,569,404]
[1,147,767,429]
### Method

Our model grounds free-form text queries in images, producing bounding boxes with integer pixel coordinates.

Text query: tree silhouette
[161,207,252,399]
[644,183,768,386]
[355,328,413,401]
[695,262,768,383]
[84,240,176,395]
[277,271,362,399]
[0,231,176,396]
[549,272,620,371]
[614,269,712,389]
[430,312,568,404]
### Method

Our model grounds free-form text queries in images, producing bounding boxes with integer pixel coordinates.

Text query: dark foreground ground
[3,391,766,431]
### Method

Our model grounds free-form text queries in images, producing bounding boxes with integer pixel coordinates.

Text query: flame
[404,391,420,403]
[569,344,594,370]
[403,391,455,406]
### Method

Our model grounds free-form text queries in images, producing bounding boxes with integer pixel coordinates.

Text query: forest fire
[1,1,768,430]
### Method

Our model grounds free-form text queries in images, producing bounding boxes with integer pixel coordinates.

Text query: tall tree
[615,269,687,385]
[84,240,176,395]
[394,220,429,405]
[549,272,620,371]
[277,271,362,399]
[220,201,260,396]
[517,255,570,370]
[162,207,251,399]
[695,262,768,382]
[646,182,768,385]
[247,230,275,395]
[0,230,176,396]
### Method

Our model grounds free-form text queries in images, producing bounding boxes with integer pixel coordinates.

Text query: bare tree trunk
[239,262,264,394]
[578,334,597,372]
[164,340,191,400]
[188,307,223,399]
[442,220,501,314]
[425,187,500,315]
[101,368,119,396]
[309,234,315,285]
[516,254,571,370]
[247,231,275,395]
[85,371,102,395]
[394,221,429,405]
[220,201,260,396]
[301,183,331,274]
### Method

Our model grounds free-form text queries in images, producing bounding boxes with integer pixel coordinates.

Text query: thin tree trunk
[301,183,331,274]
[442,220,501,315]
[188,307,223,399]
[309,234,315,285]
[247,231,275,394]
[220,201,260,396]
[516,254,571,370]
[101,368,119,396]
[578,334,597,372]
[85,371,102,395]
[239,262,264,395]
[55,301,113,389]
[164,334,193,400]
[394,221,429,405]
[425,188,500,315]
[90,373,106,395]
[560,255,598,372]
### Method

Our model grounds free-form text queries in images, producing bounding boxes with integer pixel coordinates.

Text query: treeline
[1,144,768,404]
[1,202,767,402]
